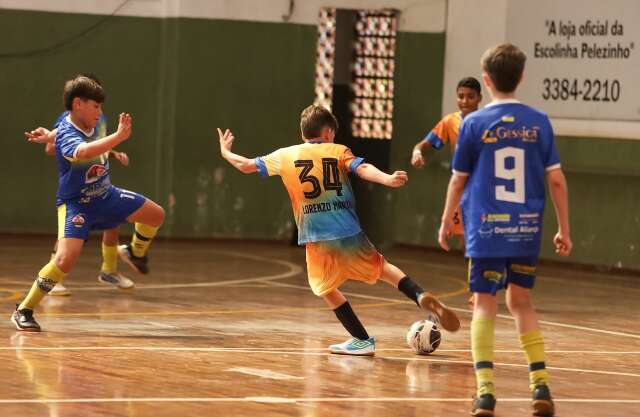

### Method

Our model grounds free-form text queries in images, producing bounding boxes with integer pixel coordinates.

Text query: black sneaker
[532,384,555,416]
[11,306,41,332]
[471,394,496,417]
[118,244,149,274]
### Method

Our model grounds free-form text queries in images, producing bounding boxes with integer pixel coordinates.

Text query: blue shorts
[468,257,538,295]
[57,187,146,240]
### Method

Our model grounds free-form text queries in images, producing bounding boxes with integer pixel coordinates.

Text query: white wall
[442,0,508,114]
[444,0,640,140]
[0,0,446,32]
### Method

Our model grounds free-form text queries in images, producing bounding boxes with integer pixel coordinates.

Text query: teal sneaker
[329,337,376,356]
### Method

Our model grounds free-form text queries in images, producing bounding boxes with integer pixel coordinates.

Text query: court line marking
[265,281,640,340]
[3,346,638,355]
[1,249,304,296]
[3,347,639,378]
[225,367,304,381]
[393,257,640,285]
[0,397,636,404]
[33,300,405,318]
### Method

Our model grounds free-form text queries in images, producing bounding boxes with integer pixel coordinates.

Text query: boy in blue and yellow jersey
[439,44,571,417]
[11,75,165,332]
[411,77,482,238]
[218,105,460,356]
[26,83,137,294]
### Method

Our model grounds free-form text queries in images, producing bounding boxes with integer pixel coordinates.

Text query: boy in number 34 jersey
[218,105,460,356]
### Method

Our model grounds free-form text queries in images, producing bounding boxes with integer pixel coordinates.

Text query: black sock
[333,301,369,340]
[398,276,424,306]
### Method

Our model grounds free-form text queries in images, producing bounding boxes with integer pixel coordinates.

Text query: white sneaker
[329,337,376,356]
[49,283,71,296]
[98,271,135,289]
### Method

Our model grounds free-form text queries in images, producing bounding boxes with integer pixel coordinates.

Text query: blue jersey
[54,111,107,140]
[452,100,561,258]
[55,115,112,204]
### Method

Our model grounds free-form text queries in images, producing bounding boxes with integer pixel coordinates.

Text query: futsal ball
[406,319,441,355]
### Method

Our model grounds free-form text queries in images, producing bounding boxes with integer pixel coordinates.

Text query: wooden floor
[1,235,638,417]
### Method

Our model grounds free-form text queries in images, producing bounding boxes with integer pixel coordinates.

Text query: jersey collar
[485,98,521,108]
[66,115,95,137]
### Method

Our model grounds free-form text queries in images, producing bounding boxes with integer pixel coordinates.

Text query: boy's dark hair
[63,75,105,110]
[481,43,526,93]
[300,105,338,139]
[456,77,481,95]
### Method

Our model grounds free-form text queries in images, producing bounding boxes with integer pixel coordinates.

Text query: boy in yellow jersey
[439,44,571,417]
[411,77,482,239]
[218,105,460,356]
[11,75,165,332]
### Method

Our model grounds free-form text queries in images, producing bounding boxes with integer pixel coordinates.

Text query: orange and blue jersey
[424,111,463,150]
[255,142,364,244]
[54,116,112,204]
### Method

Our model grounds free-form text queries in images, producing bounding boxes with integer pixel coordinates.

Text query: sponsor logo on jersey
[71,214,86,227]
[481,213,511,223]
[85,164,107,184]
[482,125,540,143]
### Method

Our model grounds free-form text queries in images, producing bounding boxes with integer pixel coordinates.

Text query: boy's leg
[323,289,375,356]
[506,270,554,416]
[468,257,504,417]
[119,197,165,274]
[12,238,83,331]
[98,227,134,289]
[471,292,498,416]
[379,260,460,332]
[48,240,70,296]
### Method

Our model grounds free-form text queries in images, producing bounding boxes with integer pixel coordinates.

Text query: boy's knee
[506,290,532,313]
[53,250,77,272]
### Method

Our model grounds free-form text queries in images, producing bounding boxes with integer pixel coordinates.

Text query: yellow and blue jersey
[453,100,561,258]
[255,142,364,244]
[54,115,112,204]
[424,111,463,150]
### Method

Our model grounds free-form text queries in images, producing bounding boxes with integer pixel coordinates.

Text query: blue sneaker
[329,337,376,356]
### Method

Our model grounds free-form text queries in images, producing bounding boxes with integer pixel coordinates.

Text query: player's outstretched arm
[109,151,130,166]
[411,140,431,168]
[438,173,467,251]
[217,128,257,174]
[25,127,56,144]
[547,168,572,256]
[24,127,57,155]
[355,163,407,188]
[75,113,132,160]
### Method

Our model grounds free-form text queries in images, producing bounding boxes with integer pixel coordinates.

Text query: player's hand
[217,128,235,153]
[438,219,454,251]
[116,113,132,141]
[111,151,130,166]
[25,127,53,144]
[553,231,572,256]
[411,150,425,168]
[385,171,408,188]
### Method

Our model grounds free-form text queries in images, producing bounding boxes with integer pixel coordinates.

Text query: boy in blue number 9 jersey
[439,44,571,417]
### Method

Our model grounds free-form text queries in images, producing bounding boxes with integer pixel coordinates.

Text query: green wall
[0,9,638,270]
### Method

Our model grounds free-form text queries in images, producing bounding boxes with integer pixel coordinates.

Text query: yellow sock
[101,243,118,274]
[520,330,549,390]
[19,261,67,310]
[471,318,496,396]
[131,223,159,257]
